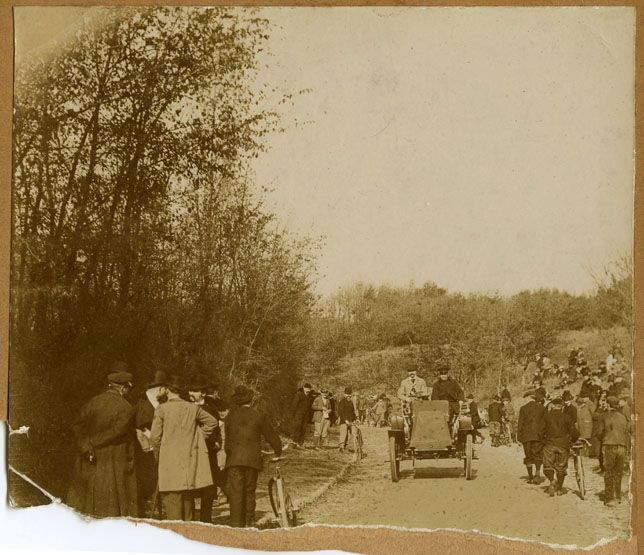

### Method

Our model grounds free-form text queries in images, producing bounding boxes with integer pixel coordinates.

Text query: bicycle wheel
[283,492,298,527]
[575,454,586,500]
[465,434,474,480]
[268,477,281,521]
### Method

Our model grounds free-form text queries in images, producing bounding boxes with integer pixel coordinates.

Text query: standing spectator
[534,380,547,402]
[150,375,217,521]
[502,397,517,443]
[466,393,484,443]
[562,390,577,424]
[596,396,629,506]
[488,395,503,447]
[591,394,608,470]
[500,384,511,402]
[372,394,388,427]
[612,340,624,361]
[568,348,579,368]
[517,390,546,483]
[311,389,332,449]
[66,365,138,518]
[542,397,579,497]
[575,396,593,456]
[608,376,626,398]
[578,375,594,401]
[224,385,282,527]
[337,387,357,452]
[188,375,224,524]
[290,382,314,449]
[356,393,367,423]
[134,369,168,517]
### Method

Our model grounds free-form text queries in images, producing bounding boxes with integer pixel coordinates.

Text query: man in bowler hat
[224,385,282,527]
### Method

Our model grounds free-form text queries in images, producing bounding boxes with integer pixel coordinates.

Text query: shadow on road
[398,465,478,480]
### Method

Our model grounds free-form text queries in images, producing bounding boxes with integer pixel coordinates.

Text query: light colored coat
[150,398,217,492]
[397,376,428,401]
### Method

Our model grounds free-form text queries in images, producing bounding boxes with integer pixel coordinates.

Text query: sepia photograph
[7,5,635,551]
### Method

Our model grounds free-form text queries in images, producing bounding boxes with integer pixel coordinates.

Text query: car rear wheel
[465,434,473,480]
[389,435,400,482]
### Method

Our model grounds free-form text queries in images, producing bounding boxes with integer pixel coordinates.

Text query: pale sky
[15,7,635,297]
[253,8,635,296]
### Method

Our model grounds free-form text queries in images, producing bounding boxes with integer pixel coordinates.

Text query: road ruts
[300,425,630,547]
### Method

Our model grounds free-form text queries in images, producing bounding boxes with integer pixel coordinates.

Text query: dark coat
[517,399,545,443]
[224,405,282,470]
[135,396,155,431]
[337,396,356,423]
[468,401,482,428]
[200,397,223,454]
[563,403,577,425]
[543,409,579,449]
[488,401,504,423]
[66,389,138,518]
[291,389,314,421]
[596,410,629,446]
[431,378,465,403]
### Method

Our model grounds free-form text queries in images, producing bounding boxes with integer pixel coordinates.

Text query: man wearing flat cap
[542,396,579,497]
[517,389,546,483]
[66,361,138,518]
[430,363,465,426]
[224,385,282,527]
[595,396,629,506]
[150,375,218,521]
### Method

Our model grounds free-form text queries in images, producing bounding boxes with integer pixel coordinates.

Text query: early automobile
[388,398,476,481]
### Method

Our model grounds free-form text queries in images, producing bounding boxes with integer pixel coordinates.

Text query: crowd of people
[66,364,282,527]
[512,342,631,505]
[288,383,398,452]
[64,339,631,528]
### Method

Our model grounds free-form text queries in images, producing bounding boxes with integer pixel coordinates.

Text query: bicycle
[571,439,590,500]
[267,457,298,527]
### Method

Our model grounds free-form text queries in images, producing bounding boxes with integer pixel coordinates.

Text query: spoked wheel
[268,478,298,527]
[575,455,586,500]
[389,435,400,482]
[464,434,474,480]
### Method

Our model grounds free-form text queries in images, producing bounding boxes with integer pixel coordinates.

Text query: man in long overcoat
[188,375,224,523]
[517,390,546,483]
[290,382,314,448]
[150,375,217,521]
[224,385,282,527]
[431,364,464,425]
[66,365,138,518]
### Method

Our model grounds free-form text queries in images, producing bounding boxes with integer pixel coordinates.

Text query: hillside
[308,326,631,403]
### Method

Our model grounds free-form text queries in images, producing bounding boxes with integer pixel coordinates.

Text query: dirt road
[300,426,630,547]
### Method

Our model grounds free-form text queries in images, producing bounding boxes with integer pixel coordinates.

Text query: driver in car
[431,363,465,426]
[397,369,428,404]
